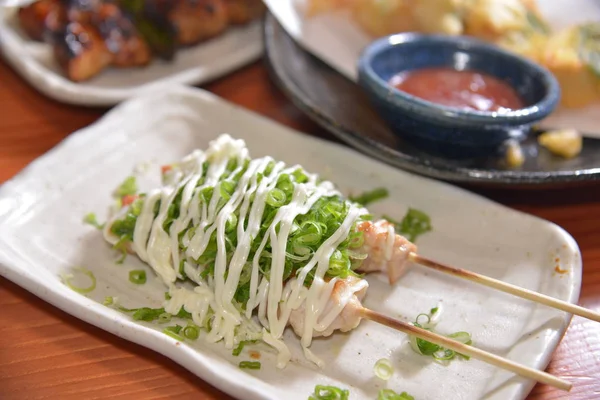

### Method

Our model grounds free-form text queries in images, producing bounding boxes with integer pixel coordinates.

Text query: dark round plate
[262,12,600,187]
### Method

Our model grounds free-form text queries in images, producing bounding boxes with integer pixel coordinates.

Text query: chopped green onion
[164,291,172,300]
[373,358,394,381]
[264,161,275,175]
[295,232,322,246]
[377,389,414,400]
[175,307,193,320]
[447,331,473,360]
[62,267,96,294]
[413,335,441,356]
[266,188,286,207]
[232,340,257,356]
[114,176,138,197]
[130,307,166,322]
[129,270,147,285]
[225,214,238,232]
[83,213,104,229]
[276,174,294,195]
[448,331,472,343]
[112,235,129,264]
[219,180,236,200]
[408,308,472,363]
[384,207,432,242]
[163,325,185,341]
[158,313,172,324]
[308,385,349,400]
[183,324,200,340]
[292,168,309,183]
[117,305,192,324]
[103,296,114,306]
[349,187,389,206]
[238,361,261,370]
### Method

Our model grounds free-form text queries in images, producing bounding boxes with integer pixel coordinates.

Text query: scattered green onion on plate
[308,385,349,400]
[373,358,394,381]
[129,269,147,284]
[377,389,414,400]
[238,361,261,370]
[349,187,389,206]
[61,267,96,294]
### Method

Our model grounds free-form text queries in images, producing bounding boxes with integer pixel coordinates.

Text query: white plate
[264,0,600,139]
[0,86,581,400]
[0,6,263,106]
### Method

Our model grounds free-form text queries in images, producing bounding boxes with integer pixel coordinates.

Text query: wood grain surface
[1,58,599,400]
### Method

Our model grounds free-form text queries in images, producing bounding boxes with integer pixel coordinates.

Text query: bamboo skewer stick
[409,253,600,323]
[359,307,572,392]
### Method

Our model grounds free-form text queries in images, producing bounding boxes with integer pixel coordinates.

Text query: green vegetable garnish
[158,312,172,324]
[115,305,193,324]
[129,269,147,285]
[163,325,185,341]
[103,296,114,306]
[308,385,349,400]
[61,267,96,294]
[384,208,432,242]
[109,196,145,264]
[183,324,200,340]
[409,308,472,363]
[108,156,373,302]
[238,361,261,370]
[349,187,389,206]
[83,213,104,229]
[130,307,166,322]
[373,358,394,380]
[232,340,257,356]
[175,307,193,320]
[114,176,138,197]
[378,389,414,400]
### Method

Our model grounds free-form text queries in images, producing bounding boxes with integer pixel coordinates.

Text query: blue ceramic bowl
[357,33,560,157]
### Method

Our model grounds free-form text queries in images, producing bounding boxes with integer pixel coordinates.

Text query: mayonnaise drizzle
[103,134,368,367]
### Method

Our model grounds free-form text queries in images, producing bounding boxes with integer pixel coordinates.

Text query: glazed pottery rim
[262,13,600,187]
[357,32,561,127]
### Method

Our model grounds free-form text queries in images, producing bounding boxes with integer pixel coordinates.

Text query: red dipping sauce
[389,67,525,112]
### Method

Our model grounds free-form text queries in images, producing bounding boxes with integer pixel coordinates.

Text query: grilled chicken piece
[356,220,417,285]
[169,0,229,45]
[288,220,418,338]
[288,276,368,338]
[52,21,112,81]
[93,3,152,67]
[224,0,265,24]
[17,0,60,41]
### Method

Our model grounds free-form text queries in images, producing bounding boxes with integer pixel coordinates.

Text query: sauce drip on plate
[389,67,525,112]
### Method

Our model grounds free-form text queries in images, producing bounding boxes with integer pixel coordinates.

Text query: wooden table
[1,59,599,400]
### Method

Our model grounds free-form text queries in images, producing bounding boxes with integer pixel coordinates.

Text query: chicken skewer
[359,307,572,391]
[102,134,573,392]
[288,275,571,391]
[356,219,600,323]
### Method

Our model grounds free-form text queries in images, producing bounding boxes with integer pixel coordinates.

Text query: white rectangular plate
[0,6,263,106]
[0,86,581,400]
[264,0,600,139]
